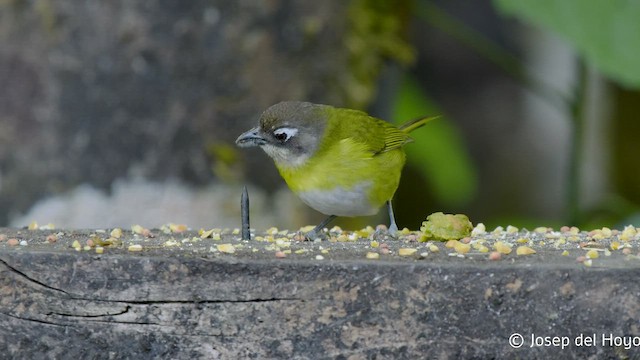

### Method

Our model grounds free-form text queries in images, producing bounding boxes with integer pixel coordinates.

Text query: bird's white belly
[297,182,377,217]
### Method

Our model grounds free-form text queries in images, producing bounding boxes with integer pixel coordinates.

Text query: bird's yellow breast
[276,137,405,216]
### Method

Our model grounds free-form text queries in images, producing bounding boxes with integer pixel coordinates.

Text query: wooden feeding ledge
[1,223,640,358]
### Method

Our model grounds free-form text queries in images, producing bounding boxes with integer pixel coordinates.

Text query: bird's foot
[294,229,326,241]
[372,224,398,241]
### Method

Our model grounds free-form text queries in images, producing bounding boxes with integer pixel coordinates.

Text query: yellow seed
[110,228,122,239]
[299,225,315,233]
[370,241,379,248]
[453,242,471,254]
[620,226,637,241]
[400,227,411,235]
[128,244,143,252]
[586,249,599,259]
[320,249,329,254]
[71,240,81,250]
[399,248,418,256]
[28,221,38,230]
[200,229,214,239]
[516,246,536,255]
[534,227,548,233]
[164,239,178,247]
[516,238,529,244]
[232,228,241,235]
[494,241,512,255]
[366,252,380,260]
[561,250,569,256]
[266,227,279,235]
[173,224,188,233]
[336,234,349,242]
[471,223,486,236]
[429,244,440,253]
[506,225,519,234]
[584,259,593,267]
[611,241,620,250]
[95,246,104,254]
[601,227,612,238]
[294,249,307,254]
[217,243,235,254]
[445,240,458,248]
[131,224,144,234]
[476,245,489,253]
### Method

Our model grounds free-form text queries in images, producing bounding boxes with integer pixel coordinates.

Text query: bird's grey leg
[305,215,337,240]
[387,200,398,235]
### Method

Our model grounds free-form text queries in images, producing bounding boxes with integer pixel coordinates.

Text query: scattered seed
[275,251,286,258]
[398,248,418,256]
[471,223,486,236]
[217,243,235,254]
[586,249,599,259]
[494,241,513,255]
[488,251,501,261]
[110,228,123,239]
[453,242,471,254]
[516,246,536,256]
[7,238,19,246]
[534,227,548,234]
[366,252,380,260]
[128,244,143,252]
[584,259,593,267]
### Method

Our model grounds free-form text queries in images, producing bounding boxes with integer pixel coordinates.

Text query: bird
[236,101,436,239]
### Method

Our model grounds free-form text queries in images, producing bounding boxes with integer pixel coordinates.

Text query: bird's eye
[273,127,298,142]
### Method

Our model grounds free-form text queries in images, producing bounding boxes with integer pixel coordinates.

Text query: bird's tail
[398,115,440,133]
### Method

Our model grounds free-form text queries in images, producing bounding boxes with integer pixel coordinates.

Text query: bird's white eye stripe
[273,127,298,141]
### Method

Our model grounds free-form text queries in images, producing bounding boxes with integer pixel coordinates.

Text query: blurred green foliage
[392,76,477,207]
[493,0,640,89]
[344,0,415,108]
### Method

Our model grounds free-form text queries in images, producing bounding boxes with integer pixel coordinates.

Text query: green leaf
[392,75,477,206]
[493,0,640,88]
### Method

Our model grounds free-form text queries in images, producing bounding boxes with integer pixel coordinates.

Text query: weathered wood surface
[1,228,640,359]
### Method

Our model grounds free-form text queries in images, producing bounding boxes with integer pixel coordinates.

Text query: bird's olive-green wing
[326,107,411,155]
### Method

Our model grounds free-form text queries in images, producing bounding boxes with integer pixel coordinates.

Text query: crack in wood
[0,257,73,297]
[1,311,66,327]
[46,305,131,319]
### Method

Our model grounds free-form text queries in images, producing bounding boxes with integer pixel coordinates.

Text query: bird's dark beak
[236,127,266,147]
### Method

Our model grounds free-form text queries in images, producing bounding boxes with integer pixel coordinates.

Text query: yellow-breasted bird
[236,101,436,239]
